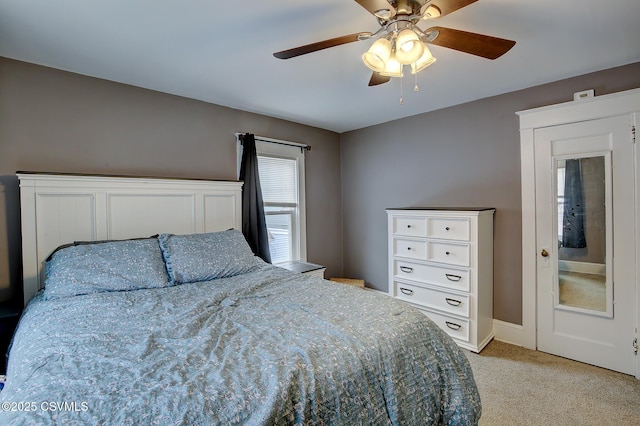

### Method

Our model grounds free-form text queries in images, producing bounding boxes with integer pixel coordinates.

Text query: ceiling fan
[273,0,516,87]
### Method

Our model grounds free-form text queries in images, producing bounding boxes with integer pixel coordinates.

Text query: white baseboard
[492,319,526,347]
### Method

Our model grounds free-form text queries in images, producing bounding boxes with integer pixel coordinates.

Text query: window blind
[258,156,298,204]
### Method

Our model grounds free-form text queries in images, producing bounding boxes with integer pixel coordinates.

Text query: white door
[535,114,636,375]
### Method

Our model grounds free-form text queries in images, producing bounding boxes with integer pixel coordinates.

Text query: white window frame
[557,160,566,242]
[236,137,307,263]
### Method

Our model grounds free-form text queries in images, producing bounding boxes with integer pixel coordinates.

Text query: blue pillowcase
[44,238,172,300]
[158,230,258,284]
[43,231,259,300]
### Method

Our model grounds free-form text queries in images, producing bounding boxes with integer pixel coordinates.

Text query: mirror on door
[556,155,611,315]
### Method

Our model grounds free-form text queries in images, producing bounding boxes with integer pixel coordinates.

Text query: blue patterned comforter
[0,264,480,425]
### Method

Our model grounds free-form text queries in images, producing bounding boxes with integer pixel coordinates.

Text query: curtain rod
[235,133,311,151]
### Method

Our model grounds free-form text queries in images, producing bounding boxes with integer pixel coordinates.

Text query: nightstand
[0,304,21,375]
[278,261,326,279]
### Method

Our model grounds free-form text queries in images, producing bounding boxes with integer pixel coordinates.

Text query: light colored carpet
[558,271,606,312]
[464,340,640,425]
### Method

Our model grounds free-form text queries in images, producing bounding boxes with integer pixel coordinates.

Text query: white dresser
[387,208,495,352]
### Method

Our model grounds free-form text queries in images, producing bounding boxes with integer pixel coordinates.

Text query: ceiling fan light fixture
[421,5,441,19]
[379,54,403,77]
[362,38,392,72]
[411,45,437,74]
[395,29,424,64]
[273,0,516,91]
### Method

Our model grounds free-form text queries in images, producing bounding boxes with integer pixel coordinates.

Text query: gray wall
[0,57,343,304]
[1,56,639,323]
[340,62,640,325]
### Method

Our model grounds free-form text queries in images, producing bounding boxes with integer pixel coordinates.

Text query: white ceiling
[1,0,639,133]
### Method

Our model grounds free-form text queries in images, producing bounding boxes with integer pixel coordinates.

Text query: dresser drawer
[394,261,471,292]
[426,241,470,267]
[394,281,470,317]
[420,309,470,343]
[393,238,428,260]
[393,216,427,237]
[427,217,470,241]
[394,238,470,267]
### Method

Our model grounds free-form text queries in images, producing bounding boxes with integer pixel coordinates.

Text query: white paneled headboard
[18,173,243,306]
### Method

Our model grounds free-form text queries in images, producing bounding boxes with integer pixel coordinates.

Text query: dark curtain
[562,159,586,248]
[239,133,272,263]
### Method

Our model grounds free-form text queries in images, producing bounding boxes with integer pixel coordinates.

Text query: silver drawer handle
[445,298,462,307]
[400,287,414,296]
[446,321,462,331]
[400,266,414,273]
[445,273,462,282]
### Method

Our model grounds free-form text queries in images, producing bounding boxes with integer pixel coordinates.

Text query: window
[237,138,306,264]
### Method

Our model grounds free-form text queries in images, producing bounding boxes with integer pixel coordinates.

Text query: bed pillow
[44,238,172,300]
[44,235,159,262]
[158,230,258,284]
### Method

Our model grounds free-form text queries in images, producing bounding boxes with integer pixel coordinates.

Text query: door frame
[517,88,640,378]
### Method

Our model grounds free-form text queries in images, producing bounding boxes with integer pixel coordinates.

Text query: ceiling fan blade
[368,72,391,86]
[426,26,516,59]
[273,32,372,59]
[426,0,478,18]
[354,0,396,19]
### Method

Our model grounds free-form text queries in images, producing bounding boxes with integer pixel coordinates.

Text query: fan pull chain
[414,73,420,92]
[399,75,404,105]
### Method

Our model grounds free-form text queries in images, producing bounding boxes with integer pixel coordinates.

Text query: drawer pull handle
[446,298,462,307]
[400,288,414,296]
[445,227,450,231]
[445,251,451,255]
[407,247,412,251]
[400,266,414,273]
[407,224,412,228]
[445,274,462,282]
[446,321,462,331]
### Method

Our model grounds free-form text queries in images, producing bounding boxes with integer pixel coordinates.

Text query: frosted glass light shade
[411,46,437,74]
[395,29,424,64]
[379,54,403,77]
[362,38,392,72]
[421,5,441,19]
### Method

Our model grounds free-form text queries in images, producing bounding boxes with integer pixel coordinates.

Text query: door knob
[541,249,549,257]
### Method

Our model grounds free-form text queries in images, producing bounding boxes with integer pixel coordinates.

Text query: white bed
[3,172,481,425]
